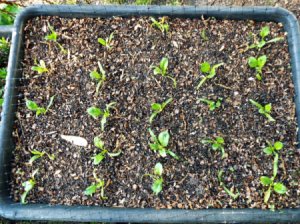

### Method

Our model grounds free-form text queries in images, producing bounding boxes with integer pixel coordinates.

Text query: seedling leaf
[158,130,170,147]
[273,183,287,194]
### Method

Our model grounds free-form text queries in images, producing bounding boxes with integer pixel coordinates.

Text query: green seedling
[249,99,275,122]
[144,162,164,195]
[149,98,172,123]
[90,62,106,94]
[87,102,116,131]
[31,60,48,74]
[263,141,283,156]
[84,169,107,200]
[150,17,169,34]
[152,57,176,87]
[260,153,287,204]
[0,37,9,52]
[201,136,226,159]
[91,137,121,165]
[248,26,284,50]
[28,149,55,165]
[26,95,55,117]
[197,62,224,89]
[218,170,240,199]
[21,169,38,204]
[248,55,267,80]
[198,97,222,111]
[45,23,66,53]
[98,32,114,50]
[200,29,208,41]
[148,129,179,160]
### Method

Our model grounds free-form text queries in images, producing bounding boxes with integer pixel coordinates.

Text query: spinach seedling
[201,136,226,159]
[150,98,172,123]
[31,60,48,74]
[150,17,169,34]
[84,169,107,200]
[260,153,287,204]
[144,162,164,195]
[218,170,240,199]
[45,23,66,54]
[249,26,284,50]
[263,141,283,156]
[249,99,275,122]
[148,129,179,160]
[87,102,116,131]
[152,57,176,87]
[21,169,38,204]
[92,137,121,165]
[98,32,114,50]
[248,55,267,80]
[197,62,224,89]
[90,62,106,94]
[28,149,55,164]
[26,95,55,117]
[198,97,222,111]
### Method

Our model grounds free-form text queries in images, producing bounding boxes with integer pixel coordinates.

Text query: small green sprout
[87,102,116,131]
[197,62,224,89]
[98,32,114,50]
[263,141,283,155]
[92,137,121,165]
[28,149,55,165]
[249,99,275,122]
[150,17,169,34]
[45,23,66,54]
[0,37,9,52]
[218,170,240,199]
[26,95,55,117]
[201,136,226,159]
[260,153,287,204]
[152,57,176,87]
[149,98,172,123]
[84,169,107,200]
[248,26,284,50]
[200,29,208,41]
[21,169,38,204]
[248,55,267,80]
[198,97,222,111]
[31,60,48,74]
[90,62,106,94]
[148,129,179,160]
[144,162,164,195]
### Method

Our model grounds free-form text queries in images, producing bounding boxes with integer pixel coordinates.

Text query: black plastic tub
[0,5,300,223]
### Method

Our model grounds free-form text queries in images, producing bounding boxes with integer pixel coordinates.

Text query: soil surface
[11,16,300,209]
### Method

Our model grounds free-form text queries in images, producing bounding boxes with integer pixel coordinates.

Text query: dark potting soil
[10,16,300,209]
